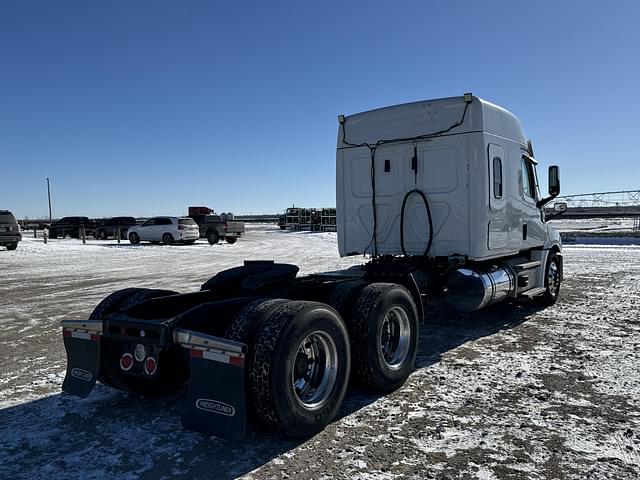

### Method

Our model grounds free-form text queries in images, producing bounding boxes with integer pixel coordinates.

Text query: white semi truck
[60,94,563,440]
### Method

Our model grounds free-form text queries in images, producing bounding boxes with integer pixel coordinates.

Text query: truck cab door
[487,144,511,250]
[520,156,545,247]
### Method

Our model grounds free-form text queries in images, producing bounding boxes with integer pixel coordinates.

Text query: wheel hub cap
[291,331,338,410]
[548,260,560,296]
[379,306,411,371]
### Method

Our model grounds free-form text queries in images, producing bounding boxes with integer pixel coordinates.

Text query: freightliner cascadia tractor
[61,94,563,439]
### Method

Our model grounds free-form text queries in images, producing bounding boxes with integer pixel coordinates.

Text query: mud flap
[174,329,247,440]
[61,320,103,398]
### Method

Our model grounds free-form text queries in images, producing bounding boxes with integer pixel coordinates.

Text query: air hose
[400,188,433,257]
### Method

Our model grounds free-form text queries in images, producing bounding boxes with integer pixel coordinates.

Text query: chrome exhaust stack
[446,265,516,312]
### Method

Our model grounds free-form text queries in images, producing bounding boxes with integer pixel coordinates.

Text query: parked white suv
[128,217,199,245]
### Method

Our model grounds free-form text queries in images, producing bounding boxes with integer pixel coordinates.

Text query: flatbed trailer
[61,94,564,439]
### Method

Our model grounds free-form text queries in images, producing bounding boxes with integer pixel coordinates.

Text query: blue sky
[1,1,638,218]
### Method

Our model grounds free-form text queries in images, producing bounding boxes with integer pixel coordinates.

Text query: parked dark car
[48,216,96,239]
[94,216,138,240]
[0,210,21,250]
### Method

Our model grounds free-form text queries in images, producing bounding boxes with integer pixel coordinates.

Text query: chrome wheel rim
[548,260,560,297]
[379,306,411,370]
[291,331,338,410]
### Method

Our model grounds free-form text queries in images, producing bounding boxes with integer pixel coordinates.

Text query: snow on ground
[1,224,640,479]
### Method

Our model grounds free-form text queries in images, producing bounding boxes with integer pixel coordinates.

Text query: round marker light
[120,353,134,371]
[134,343,146,362]
[144,356,157,376]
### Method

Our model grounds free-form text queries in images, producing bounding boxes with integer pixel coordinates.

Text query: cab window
[521,157,536,199]
[492,156,503,199]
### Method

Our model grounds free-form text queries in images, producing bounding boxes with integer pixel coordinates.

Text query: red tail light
[144,356,157,376]
[120,353,134,371]
[223,223,228,230]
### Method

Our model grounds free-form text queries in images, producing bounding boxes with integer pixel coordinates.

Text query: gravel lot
[1,225,639,479]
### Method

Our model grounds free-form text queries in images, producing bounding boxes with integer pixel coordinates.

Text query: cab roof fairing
[337,95,528,149]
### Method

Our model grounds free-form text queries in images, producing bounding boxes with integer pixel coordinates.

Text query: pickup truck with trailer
[61,94,563,440]
[94,216,138,240]
[49,216,97,239]
[189,212,245,245]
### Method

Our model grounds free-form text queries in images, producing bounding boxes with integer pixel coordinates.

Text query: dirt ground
[1,227,639,479]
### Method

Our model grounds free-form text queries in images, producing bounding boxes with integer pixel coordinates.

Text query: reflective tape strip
[190,348,244,367]
[63,329,100,342]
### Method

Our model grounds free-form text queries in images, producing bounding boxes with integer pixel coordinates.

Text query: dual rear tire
[226,300,350,437]
[225,282,419,437]
[347,283,419,392]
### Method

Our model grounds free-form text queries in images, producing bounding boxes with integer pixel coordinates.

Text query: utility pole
[46,178,52,223]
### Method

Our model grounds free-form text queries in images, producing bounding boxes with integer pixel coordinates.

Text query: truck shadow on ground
[0,300,540,480]
[337,298,538,419]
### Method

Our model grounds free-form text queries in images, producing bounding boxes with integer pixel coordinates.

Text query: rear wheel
[162,233,174,245]
[90,288,147,321]
[349,283,418,392]
[207,230,219,245]
[225,298,290,421]
[249,301,350,437]
[225,236,237,244]
[225,298,288,345]
[327,280,366,319]
[6,243,18,251]
[128,232,140,244]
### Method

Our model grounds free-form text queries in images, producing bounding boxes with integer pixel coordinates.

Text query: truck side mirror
[548,166,560,196]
